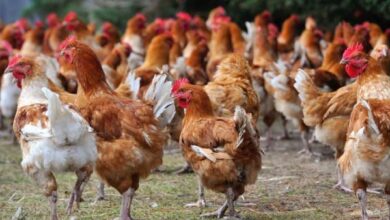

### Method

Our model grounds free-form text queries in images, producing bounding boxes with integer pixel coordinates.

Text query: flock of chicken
[0,5,390,220]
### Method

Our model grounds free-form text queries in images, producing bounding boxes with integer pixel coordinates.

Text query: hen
[58,39,175,219]
[5,55,97,220]
[337,43,390,220]
[172,79,261,218]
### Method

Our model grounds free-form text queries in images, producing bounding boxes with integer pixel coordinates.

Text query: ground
[0,122,389,220]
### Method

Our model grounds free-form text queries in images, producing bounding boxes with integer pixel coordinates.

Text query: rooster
[5,55,97,220]
[172,79,261,218]
[58,38,175,219]
[338,43,390,220]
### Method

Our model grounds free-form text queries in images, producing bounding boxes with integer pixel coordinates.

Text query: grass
[0,127,389,219]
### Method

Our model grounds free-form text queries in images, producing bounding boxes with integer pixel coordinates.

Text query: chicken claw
[175,163,193,175]
[185,178,207,208]
[200,200,228,218]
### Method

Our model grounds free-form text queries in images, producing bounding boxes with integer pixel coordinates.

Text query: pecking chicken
[172,79,261,219]
[57,38,175,219]
[5,55,97,220]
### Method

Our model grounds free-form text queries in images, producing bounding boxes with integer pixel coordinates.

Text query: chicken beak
[340,58,347,64]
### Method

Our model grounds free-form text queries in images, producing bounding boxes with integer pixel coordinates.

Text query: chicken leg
[66,168,92,214]
[227,187,240,219]
[95,182,106,201]
[49,191,58,220]
[200,200,228,218]
[333,167,352,193]
[356,189,368,220]
[175,162,193,174]
[185,177,206,208]
[120,188,135,220]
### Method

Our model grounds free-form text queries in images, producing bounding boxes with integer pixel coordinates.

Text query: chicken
[172,79,261,218]
[277,14,299,52]
[173,40,209,85]
[206,6,227,30]
[294,69,357,190]
[20,22,45,56]
[371,44,390,75]
[96,22,120,51]
[292,17,323,68]
[5,55,97,220]
[337,43,390,220]
[0,22,25,49]
[205,54,259,120]
[42,13,68,56]
[101,43,132,88]
[0,40,14,129]
[122,13,147,56]
[135,33,173,95]
[312,40,347,90]
[263,62,313,155]
[207,19,233,78]
[250,25,289,147]
[58,39,175,219]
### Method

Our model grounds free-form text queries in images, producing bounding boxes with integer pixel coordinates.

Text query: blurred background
[1,0,390,30]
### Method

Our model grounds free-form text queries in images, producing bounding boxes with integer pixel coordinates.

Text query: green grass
[0,135,389,220]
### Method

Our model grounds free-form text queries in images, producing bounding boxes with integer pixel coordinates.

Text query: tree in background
[22,0,390,31]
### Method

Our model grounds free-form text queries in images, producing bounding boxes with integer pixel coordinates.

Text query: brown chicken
[20,22,45,56]
[205,54,259,120]
[58,39,175,219]
[312,40,347,90]
[371,44,390,75]
[277,14,299,52]
[122,13,147,55]
[43,13,68,56]
[172,79,261,218]
[135,33,173,94]
[338,43,390,220]
[294,69,357,190]
[207,19,233,78]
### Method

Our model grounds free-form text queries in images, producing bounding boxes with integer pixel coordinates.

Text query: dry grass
[0,122,389,219]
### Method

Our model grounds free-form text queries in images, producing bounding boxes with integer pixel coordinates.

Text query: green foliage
[21,0,390,31]
[22,0,88,22]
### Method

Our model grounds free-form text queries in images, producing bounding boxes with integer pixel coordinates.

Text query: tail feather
[294,69,330,126]
[41,87,93,145]
[125,71,141,99]
[144,69,176,127]
[233,106,260,150]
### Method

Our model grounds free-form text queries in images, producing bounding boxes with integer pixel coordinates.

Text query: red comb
[35,20,44,28]
[59,35,77,51]
[46,13,59,28]
[176,12,192,22]
[343,43,364,59]
[1,41,13,53]
[64,11,78,22]
[215,6,226,15]
[8,54,22,68]
[135,13,146,22]
[122,42,132,57]
[172,78,189,94]
[268,23,279,37]
[314,29,323,38]
[16,18,29,31]
[290,14,299,21]
[261,10,271,20]
[102,22,112,32]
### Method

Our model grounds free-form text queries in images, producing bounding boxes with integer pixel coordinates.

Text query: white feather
[0,73,20,117]
[190,145,217,162]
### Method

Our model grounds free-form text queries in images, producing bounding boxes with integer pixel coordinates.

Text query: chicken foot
[333,167,353,193]
[200,200,228,218]
[356,188,368,220]
[185,177,206,208]
[120,187,135,220]
[175,162,193,174]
